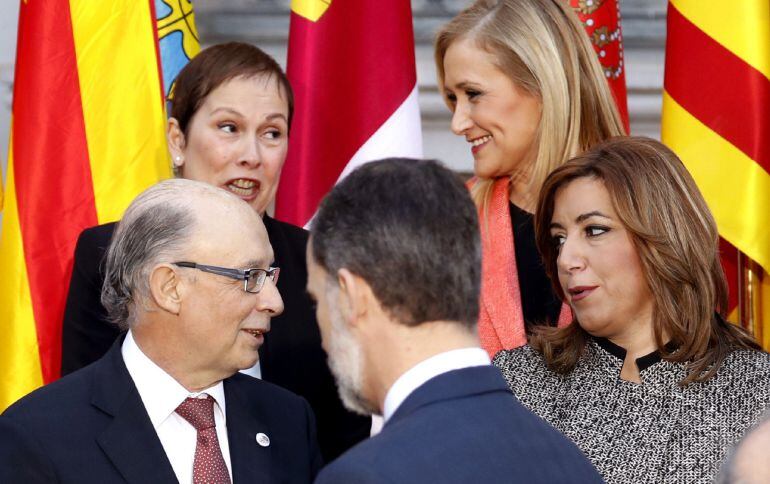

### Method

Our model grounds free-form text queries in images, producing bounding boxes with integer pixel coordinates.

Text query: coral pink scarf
[474,177,572,358]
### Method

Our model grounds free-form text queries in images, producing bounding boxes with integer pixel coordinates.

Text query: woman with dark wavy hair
[494,136,770,484]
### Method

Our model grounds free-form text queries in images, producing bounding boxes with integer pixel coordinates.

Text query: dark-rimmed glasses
[173,262,280,294]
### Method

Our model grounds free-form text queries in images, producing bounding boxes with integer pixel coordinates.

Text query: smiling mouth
[469,135,491,153]
[226,178,259,199]
[241,328,264,339]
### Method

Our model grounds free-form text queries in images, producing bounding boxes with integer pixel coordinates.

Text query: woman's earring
[173,155,183,167]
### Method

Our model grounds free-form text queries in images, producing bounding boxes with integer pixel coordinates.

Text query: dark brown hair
[170,42,293,135]
[311,159,481,329]
[531,136,761,385]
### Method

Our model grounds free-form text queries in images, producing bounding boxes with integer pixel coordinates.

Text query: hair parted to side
[434,0,625,210]
[101,179,241,329]
[170,41,294,136]
[531,136,761,385]
[311,158,481,328]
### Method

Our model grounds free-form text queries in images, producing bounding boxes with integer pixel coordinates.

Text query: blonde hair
[532,137,761,385]
[435,0,625,210]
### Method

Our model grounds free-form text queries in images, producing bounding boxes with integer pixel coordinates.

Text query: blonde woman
[435,0,625,356]
[494,137,770,483]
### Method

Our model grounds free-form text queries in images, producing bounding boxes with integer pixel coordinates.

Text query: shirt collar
[122,330,227,427]
[591,336,678,372]
[382,347,489,422]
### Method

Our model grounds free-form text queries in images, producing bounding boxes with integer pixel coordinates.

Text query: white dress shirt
[122,331,233,484]
[382,347,491,423]
[240,361,261,379]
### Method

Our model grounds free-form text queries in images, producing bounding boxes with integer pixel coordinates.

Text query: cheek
[624,258,652,306]
[263,146,287,179]
[316,304,330,336]
[556,260,569,290]
[185,137,232,178]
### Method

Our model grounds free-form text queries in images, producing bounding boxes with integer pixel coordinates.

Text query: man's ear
[149,264,183,315]
[336,268,372,326]
[167,117,186,168]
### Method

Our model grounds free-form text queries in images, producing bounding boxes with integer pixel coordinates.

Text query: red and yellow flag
[0,0,198,411]
[662,0,770,347]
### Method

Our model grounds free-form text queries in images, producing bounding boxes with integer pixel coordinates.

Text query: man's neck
[367,320,480,411]
[132,328,223,393]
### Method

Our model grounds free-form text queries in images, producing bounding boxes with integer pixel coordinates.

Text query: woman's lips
[568,286,598,302]
[470,135,491,155]
[225,178,260,201]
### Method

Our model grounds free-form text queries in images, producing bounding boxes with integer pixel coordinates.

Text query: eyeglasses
[173,262,280,294]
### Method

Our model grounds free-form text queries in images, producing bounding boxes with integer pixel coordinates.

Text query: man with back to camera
[0,179,322,483]
[306,158,602,483]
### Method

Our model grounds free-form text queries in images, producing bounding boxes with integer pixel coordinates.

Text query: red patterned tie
[175,396,232,484]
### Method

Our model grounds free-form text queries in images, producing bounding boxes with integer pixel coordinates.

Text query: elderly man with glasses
[0,179,322,484]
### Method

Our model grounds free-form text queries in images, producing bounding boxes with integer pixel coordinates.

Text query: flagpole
[746,258,762,342]
[737,250,744,328]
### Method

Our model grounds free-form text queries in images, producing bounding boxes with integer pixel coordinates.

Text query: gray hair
[101,179,239,328]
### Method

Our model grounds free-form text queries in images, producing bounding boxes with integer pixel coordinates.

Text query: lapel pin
[256,432,270,447]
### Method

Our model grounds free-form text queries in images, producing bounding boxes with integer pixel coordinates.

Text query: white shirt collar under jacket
[122,330,232,483]
[383,347,490,423]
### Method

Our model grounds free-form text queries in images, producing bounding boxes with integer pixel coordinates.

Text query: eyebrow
[444,80,481,92]
[264,113,288,123]
[210,107,244,117]
[210,108,288,124]
[241,258,270,269]
[549,210,612,229]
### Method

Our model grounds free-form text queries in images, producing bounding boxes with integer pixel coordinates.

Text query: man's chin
[235,352,260,373]
[338,384,377,416]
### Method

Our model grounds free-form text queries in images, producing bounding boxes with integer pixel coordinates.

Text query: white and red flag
[275,0,423,227]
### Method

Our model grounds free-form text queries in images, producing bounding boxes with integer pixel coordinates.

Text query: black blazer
[315,366,603,484]
[0,336,323,483]
[61,216,370,462]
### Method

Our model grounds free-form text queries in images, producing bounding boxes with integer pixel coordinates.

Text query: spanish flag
[661,0,770,348]
[0,0,199,411]
[275,0,422,227]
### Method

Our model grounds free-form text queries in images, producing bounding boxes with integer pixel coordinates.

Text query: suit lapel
[91,338,178,484]
[225,377,273,483]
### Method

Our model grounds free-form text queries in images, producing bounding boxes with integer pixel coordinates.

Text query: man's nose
[256,276,284,317]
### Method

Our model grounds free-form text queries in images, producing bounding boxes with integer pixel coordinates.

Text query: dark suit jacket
[0,336,323,483]
[315,366,603,484]
[61,216,370,462]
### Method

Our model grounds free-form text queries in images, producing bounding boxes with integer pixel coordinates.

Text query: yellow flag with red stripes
[0,0,199,411]
[661,0,770,348]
